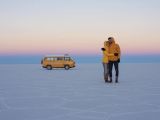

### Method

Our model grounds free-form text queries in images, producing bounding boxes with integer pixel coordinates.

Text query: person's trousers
[108,61,119,77]
[103,63,109,79]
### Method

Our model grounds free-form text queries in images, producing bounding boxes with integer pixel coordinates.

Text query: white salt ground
[0,63,160,120]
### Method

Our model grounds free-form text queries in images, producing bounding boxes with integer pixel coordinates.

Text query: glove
[114,53,118,56]
[101,48,105,51]
[117,58,120,63]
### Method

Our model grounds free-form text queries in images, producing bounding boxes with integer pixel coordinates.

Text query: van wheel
[46,65,52,70]
[64,65,70,70]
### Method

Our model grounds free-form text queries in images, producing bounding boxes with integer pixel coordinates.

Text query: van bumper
[72,65,76,68]
[42,66,46,68]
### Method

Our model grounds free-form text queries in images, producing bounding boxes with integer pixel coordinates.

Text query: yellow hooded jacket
[108,40,121,61]
[102,41,114,63]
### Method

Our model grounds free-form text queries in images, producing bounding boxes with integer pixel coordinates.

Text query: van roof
[44,55,70,57]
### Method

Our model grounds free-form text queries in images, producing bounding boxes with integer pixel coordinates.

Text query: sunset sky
[0,0,160,57]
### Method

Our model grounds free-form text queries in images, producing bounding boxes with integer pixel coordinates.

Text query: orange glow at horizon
[0,0,160,56]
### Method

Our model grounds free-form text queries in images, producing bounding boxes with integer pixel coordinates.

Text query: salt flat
[0,63,160,120]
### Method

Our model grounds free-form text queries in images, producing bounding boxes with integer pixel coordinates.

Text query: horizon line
[0,53,160,56]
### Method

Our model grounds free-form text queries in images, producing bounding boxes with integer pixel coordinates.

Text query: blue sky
[0,0,160,63]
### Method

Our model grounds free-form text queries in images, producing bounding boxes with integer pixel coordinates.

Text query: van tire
[46,65,52,70]
[64,65,70,70]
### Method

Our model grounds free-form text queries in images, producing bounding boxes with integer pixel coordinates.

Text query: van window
[65,57,70,61]
[46,57,57,61]
[50,58,54,61]
[52,57,57,61]
[47,57,51,61]
[57,57,64,61]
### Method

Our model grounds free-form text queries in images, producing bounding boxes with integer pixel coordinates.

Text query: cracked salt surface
[0,63,160,120]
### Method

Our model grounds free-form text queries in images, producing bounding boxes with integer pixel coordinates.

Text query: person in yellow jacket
[101,41,118,82]
[108,37,121,83]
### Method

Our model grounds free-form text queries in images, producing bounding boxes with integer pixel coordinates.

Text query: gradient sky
[0,0,160,56]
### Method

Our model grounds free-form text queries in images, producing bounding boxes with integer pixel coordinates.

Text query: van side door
[54,57,64,68]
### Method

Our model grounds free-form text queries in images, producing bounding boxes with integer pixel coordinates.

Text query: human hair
[108,37,113,40]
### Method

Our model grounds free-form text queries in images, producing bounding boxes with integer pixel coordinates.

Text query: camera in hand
[114,53,118,56]
[101,48,106,51]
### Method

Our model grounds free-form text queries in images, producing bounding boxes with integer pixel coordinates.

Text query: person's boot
[109,77,112,83]
[104,77,107,82]
[105,78,108,83]
[104,74,106,81]
[105,75,109,83]
[115,76,118,83]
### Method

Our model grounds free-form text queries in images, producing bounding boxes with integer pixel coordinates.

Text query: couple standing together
[101,37,121,83]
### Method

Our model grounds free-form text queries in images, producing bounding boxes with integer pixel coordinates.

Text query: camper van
[41,55,75,70]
